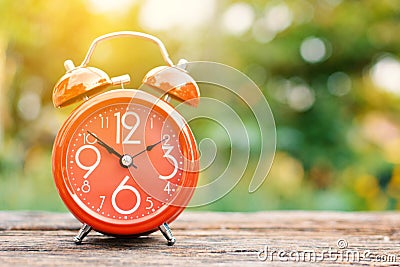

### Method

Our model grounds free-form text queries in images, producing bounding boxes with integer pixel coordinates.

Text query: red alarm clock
[52,32,200,245]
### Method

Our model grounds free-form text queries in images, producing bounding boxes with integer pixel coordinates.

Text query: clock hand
[87,131,122,158]
[131,137,168,159]
[86,131,138,169]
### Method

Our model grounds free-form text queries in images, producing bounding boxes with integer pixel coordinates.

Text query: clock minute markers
[86,131,138,169]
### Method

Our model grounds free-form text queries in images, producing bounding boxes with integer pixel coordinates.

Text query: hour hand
[87,131,122,158]
[131,137,168,159]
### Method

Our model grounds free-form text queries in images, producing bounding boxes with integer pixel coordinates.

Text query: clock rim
[52,89,199,236]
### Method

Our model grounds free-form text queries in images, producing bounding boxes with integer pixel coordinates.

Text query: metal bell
[143,65,200,107]
[52,60,130,108]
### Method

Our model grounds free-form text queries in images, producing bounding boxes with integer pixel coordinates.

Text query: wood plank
[0,211,399,266]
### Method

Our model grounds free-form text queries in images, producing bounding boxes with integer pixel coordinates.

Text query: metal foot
[159,223,176,246]
[73,223,92,244]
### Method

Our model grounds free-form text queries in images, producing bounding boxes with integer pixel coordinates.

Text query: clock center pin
[120,154,133,168]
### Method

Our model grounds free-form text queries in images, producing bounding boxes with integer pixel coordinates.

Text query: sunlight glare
[139,0,216,31]
[86,0,137,14]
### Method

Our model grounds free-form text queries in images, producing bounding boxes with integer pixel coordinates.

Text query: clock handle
[79,31,174,68]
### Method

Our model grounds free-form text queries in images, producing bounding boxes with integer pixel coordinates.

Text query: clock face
[53,90,198,235]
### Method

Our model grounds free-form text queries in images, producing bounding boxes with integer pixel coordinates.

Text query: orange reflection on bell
[52,63,113,108]
[143,66,200,107]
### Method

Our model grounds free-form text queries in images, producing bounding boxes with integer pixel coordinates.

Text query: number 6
[111,176,141,215]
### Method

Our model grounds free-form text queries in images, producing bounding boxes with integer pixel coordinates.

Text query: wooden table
[0,211,399,266]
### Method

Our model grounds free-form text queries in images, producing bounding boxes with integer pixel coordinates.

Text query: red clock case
[52,89,199,237]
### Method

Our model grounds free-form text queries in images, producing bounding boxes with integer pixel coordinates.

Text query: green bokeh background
[1,0,400,212]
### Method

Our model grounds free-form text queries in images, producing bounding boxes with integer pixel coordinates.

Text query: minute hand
[87,131,122,158]
[131,138,167,159]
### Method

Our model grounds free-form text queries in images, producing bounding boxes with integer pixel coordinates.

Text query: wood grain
[0,211,399,266]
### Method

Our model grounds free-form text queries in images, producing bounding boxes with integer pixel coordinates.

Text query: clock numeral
[159,136,178,180]
[75,145,101,178]
[163,134,171,144]
[164,182,171,194]
[83,133,97,144]
[145,197,154,210]
[81,180,91,193]
[100,116,109,128]
[114,111,141,145]
[111,176,141,215]
[114,112,121,144]
[98,195,106,211]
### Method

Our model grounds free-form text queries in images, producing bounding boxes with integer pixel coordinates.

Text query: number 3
[159,144,178,180]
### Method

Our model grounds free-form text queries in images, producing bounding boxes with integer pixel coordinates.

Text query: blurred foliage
[1,0,400,211]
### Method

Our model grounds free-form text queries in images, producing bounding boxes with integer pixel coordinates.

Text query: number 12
[114,111,141,145]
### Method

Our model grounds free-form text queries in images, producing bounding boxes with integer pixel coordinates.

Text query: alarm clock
[51,31,200,245]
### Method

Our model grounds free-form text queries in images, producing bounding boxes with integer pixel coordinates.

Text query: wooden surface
[0,211,399,266]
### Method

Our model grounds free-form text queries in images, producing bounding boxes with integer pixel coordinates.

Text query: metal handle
[79,31,174,67]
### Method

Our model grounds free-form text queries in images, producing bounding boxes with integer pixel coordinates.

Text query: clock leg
[73,223,92,244]
[159,222,176,246]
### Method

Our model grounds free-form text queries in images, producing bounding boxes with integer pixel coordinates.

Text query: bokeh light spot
[287,84,315,112]
[327,72,352,96]
[222,2,255,36]
[252,18,276,43]
[370,55,400,95]
[300,36,329,63]
[18,92,41,121]
[264,2,293,33]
